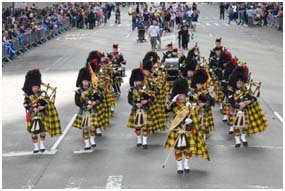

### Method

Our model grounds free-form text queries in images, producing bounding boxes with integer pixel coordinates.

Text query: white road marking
[3,150,57,157]
[66,177,84,189]
[209,144,282,150]
[214,23,219,26]
[50,114,77,151]
[106,176,123,189]
[118,24,122,27]
[206,23,211,26]
[274,112,283,123]
[73,149,95,154]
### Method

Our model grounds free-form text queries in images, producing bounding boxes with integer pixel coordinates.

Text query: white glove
[186,102,192,107]
[184,118,192,125]
[172,94,179,103]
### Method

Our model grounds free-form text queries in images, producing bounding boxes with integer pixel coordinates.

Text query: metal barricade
[12,40,20,54]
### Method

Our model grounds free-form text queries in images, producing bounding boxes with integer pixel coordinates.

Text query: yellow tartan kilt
[214,82,224,103]
[72,113,98,129]
[228,101,268,134]
[127,110,153,130]
[199,108,215,138]
[247,101,268,134]
[164,128,210,161]
[96,101,111,129]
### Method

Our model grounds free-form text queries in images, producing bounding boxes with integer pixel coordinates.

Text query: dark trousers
[220,11,225,20]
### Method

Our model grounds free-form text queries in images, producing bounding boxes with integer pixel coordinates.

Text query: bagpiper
[107,44,127,97]
[164,78,210,174]
[72,67,104,150]
[127,68,155,149]
[227,66,269,147]
[191,69,215,140]
[22,69,61,153]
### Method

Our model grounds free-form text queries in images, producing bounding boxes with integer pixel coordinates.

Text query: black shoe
[177,170,183,174]
[142,144,148,149]
[33,150,40,153]
[91,144,96,147]
[137,143,142,147]
[242,141,248,147]
[184,169,190,173]
[96,133,102,136]
[235,143,241,148]
[40,149,45,152]
[84,147,91,150]
[229,131,233,135]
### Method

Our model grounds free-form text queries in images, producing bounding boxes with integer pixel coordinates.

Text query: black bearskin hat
[142,51,160,64]
[129,68,145,86]
[171,78,189,98]
[224,62,237,81]
[86,50,103,73]
[216,38,222,43]
[191,69,209,88]
[142,60,153,72]
[228,66,248,88]
[76,67,91,87]
[22,69,42,95]
[113,44,118,49]
[185,59,197,72]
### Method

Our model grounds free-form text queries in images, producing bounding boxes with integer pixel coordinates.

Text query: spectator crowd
[219,2,283,31]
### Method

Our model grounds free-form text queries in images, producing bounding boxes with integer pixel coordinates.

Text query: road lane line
[3,150,57,157]
[73,149,95,154]
[106,176,123,189]
[50,114,77,151]
[274,112,283,123]
[208,144,282,150]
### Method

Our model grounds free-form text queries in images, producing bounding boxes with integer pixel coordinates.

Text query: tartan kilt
[127,109,153,131]
[246,101,268,135]
[96,101,111,129]
[214,82,224,103]
[105,91,116,108]
[26,112,46,133]
[164,127,210,161]
[199,107,215,138]
[153,94,167,133]
[148,100,163,134]
[42,99,62,137]
[72,113,98,129]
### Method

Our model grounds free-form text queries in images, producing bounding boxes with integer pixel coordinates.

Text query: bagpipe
[191,89,215,109]
[246,72,262,98]
[25,82,56,124]
[107,52,126,77]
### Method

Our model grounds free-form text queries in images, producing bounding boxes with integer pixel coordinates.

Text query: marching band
[22,39,269,174]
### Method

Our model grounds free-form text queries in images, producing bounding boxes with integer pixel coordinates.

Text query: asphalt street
[2,3,283,189]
